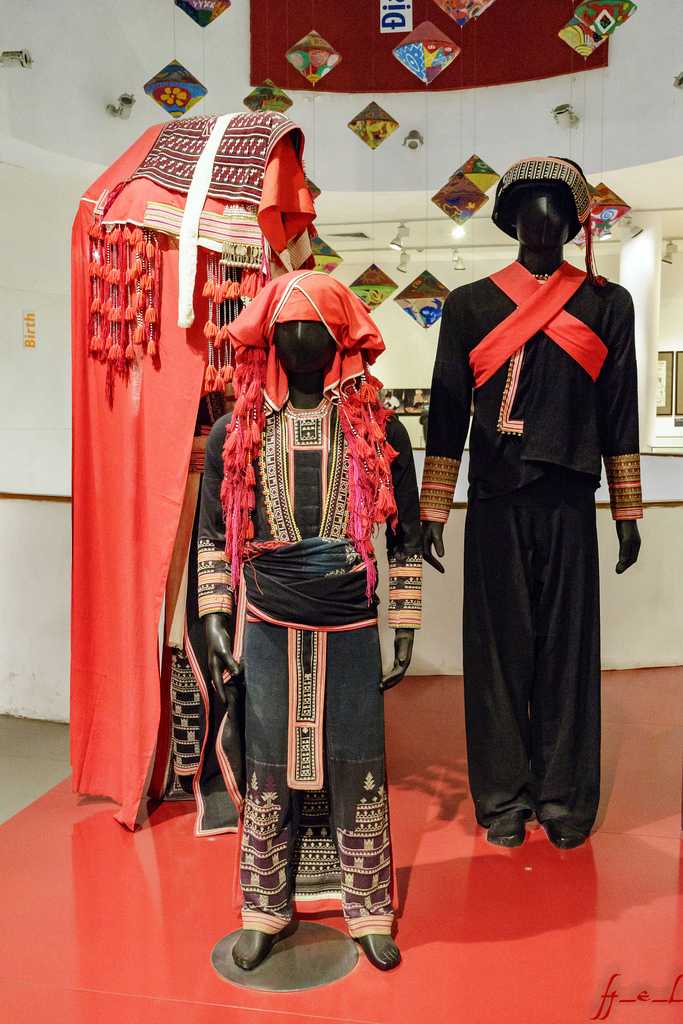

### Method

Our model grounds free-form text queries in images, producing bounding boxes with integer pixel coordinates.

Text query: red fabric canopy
[250,0,608,94]
[71,130,209,830]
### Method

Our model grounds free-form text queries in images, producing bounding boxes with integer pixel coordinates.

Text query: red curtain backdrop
[250,0,607,93]
[71,131,208,830]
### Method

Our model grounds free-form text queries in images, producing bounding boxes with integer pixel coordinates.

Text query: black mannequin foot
[486,814,526,847]
[543,821,588,850]
[232,929,276,970]
[357,934,401,971]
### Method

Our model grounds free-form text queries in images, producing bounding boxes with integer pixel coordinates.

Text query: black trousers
[463,473,601,836]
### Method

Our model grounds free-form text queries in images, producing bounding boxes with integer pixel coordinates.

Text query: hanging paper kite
[306,177,321,200]
[574,1,637,35]
[348,102,400,150]
[349,264,398,309]
[393,21,460,85]
[432,0,498,27]
[144,60,207,118]
[285,30,342,86]
[174,0,231,27]
[560,1,637,57]
[395,270,450,328]
[243,79,293,113]
[431,154,499,224]
[311,234,343,274]
[574,182,631,245]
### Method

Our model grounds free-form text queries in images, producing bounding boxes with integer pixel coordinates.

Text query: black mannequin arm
[616,520,641,574]
[204,612,243,704]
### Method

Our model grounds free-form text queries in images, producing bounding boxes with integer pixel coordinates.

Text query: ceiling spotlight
[622,216,644,240]
[397,248,410,273]
[390,222,409,251]
[0,50,32,68]
[674,71,683,89]
[403,130,424,150]
[452,248,466,271]
[552,103,580,129]
[106,93,136,119]
[662,241,679,265]
[451,224,466,240]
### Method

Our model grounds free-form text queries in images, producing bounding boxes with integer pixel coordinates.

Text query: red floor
[1,668,681,1024]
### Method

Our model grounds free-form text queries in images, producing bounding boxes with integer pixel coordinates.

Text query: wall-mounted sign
[656,351,673,416]
[23,310,37,349]
[380,0,413,33]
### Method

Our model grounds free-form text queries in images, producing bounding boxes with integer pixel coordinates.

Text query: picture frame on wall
[676,352,683,417]
[656,352,673,416]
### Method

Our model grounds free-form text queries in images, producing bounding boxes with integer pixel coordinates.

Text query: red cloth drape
[70,131,208,830]
[250,0,608,94]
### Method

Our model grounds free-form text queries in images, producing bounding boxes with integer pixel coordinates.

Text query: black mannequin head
[274,321,336,376]
[514,184,577,250]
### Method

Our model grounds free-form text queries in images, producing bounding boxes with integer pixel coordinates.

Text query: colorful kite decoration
[348,102,400,150]
[143,61,207,118]
[174,0,231,27]
[574,182,631,245]
[432,0,498,27]
[306,177,321,201]
[394,270,450,329]
[349,264,399,309]
[311,234,343,274]
[432,154,500,225]
[392,21,460,85]
[243,79,293,113]
[285,30,342,86]
[559,1,637,58]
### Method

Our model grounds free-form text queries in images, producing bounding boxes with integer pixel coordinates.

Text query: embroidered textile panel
[604,453,643,520]
[419,455,460,523]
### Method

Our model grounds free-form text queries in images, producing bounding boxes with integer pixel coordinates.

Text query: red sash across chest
[469,261,608,389]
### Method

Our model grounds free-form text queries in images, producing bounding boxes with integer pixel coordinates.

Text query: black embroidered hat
[492,156,592,242]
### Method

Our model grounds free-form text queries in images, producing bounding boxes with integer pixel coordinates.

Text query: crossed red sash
[470,261,608,389]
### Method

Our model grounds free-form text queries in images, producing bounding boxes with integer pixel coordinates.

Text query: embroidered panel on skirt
[170,651,202,776]
[337,776,393,930]
[240,770,292,918]
[287,629,327,790]
[292,789,342,901]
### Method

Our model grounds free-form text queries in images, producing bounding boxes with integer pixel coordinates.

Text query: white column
[618,213,663,452]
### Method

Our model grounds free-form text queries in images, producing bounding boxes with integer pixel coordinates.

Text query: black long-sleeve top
[198,401,422,627]
[420,273,643,522]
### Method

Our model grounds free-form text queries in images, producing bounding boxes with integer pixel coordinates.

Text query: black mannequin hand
[422,521,445,574]
[204,612,243,704]
[615,520,641,574]
[380,628,414,692]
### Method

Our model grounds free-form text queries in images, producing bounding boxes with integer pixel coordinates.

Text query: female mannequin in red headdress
[420,158,642,851]
[198,272,423,971]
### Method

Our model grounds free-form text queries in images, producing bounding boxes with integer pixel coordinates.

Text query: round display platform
[211,923,360,992]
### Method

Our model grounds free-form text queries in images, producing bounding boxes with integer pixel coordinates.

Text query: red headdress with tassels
[221,270,397,597]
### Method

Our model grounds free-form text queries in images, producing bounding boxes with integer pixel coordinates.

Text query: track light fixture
[403,130,424,150]
[552,103,580,129]
[106,93,136,119]
[452,248,466,271]
[662,241,679,265]
[0,50,32,68]
[390,223,409,251]
[397,248,410,273]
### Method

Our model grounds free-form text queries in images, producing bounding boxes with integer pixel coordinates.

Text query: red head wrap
[221,271,398,595]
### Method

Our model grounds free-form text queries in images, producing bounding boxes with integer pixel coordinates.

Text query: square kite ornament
[395,270,450,329]
[311,234,343,274]
[243,79,293,113]
[393,21,460,85]
[431,155,499,224]
[348,102,399,150]
[574,1,637,36]
[432,0,498,27]
[174,0,231,27]
[144,60,207,118]
[349,264,398,309]
[589,182,631,230]
[558,17,607,58]
[286,30,342,86]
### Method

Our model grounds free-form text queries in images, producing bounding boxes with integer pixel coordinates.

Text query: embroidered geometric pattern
[240,773,292,930]
[319,414,350,540]
[197,537,232,617]
[419,455,460,523]
[131,111,297,206]
[604,452,643,520]
[260,412,301,542]
[497,157,592,226]
[388,554,422,629]
[497,346,525,435]
[337,777,394,938]
[287,630,327,790]
[292,789,342,902]
[170,652,202,775]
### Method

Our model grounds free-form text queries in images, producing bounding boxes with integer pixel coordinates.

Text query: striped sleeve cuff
[388,553,422,629]
[197,538,232,617]
[604,453,643,521]
[419,455,460,523]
